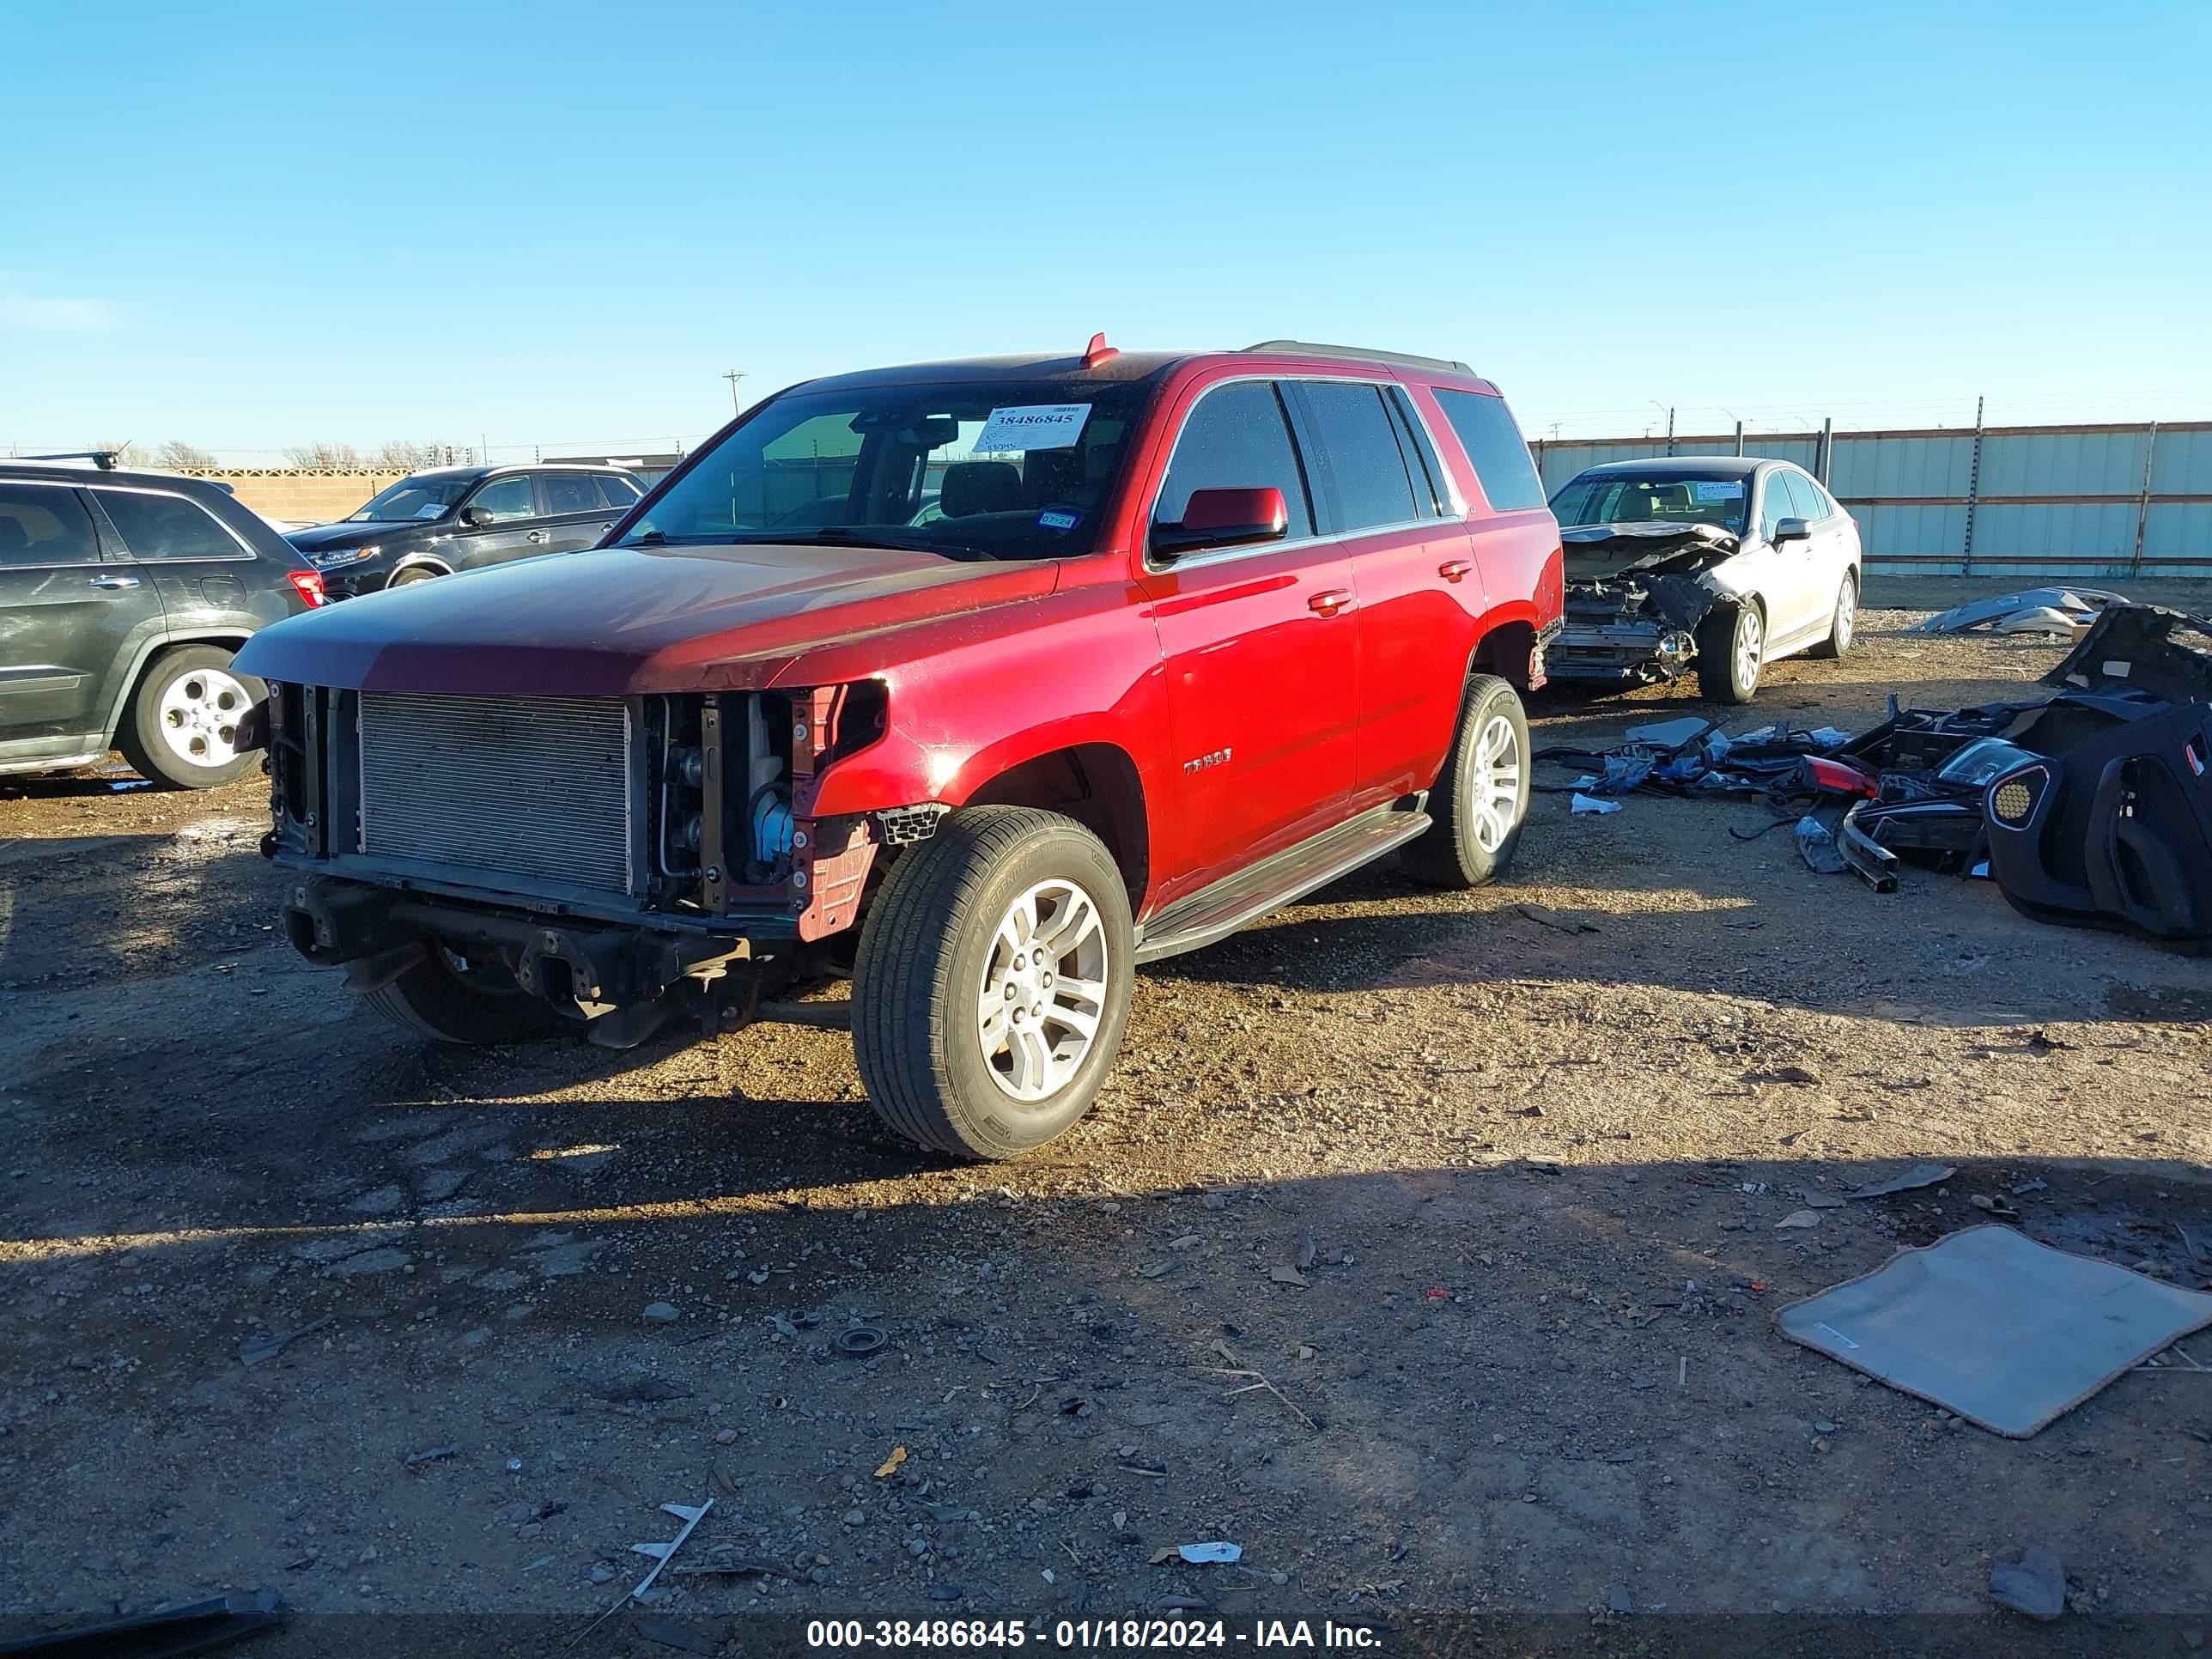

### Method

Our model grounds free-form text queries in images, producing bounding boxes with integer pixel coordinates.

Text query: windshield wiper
[615,529,731,548]
[775,527,994,562]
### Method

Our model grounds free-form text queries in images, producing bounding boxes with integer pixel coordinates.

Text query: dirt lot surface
[3,605,2209,1650]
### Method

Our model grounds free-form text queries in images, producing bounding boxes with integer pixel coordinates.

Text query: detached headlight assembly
[310,544,383,569]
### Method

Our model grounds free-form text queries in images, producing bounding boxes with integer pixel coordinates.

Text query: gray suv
[0,459,325,789]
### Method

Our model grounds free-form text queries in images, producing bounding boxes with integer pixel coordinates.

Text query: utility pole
[722,370,747,417]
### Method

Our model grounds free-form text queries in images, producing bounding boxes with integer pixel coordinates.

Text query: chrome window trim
[0,476,113,569]
[88,483,259,562]
[1143,372,1469,575]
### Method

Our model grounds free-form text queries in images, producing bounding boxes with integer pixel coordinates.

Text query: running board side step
[1133,802,1431,964]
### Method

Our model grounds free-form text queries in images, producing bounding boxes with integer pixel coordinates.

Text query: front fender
[795,581,1174,830]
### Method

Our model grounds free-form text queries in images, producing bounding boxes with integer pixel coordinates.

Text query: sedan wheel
[1812,572,1858,659]
[1696,602,1765,703]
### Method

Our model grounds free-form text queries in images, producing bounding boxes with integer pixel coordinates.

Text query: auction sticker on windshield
[1692,481,1745,501]
[973,404,1091,452]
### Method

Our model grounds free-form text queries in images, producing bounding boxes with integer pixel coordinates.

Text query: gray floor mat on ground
[1776,1224,2212,1437]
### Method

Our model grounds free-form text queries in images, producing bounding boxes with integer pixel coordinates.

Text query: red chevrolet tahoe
[237,338,1565,1158]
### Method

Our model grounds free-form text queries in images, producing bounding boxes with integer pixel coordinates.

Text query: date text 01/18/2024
[803,1620,1384,1650]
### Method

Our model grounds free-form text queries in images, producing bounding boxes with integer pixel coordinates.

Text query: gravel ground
[2,606,2209,1648]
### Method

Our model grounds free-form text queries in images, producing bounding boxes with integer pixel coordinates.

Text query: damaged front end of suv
[1547,522,1737,684]
[259,676,897,1052]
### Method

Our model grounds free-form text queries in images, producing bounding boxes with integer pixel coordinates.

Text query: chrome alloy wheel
[1834,580,1856,652]
[1736,606,1765,690]
[1468,713,1522,852]
[976,878,1111,1103]
[158,666,250,766]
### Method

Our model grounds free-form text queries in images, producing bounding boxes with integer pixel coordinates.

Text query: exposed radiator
[357,693,634,895]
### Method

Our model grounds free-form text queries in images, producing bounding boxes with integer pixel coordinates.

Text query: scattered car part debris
[1971,1194,2023,1220]
[0,1589,283,1658]
[1571,792,1621,815]
[836,1325,887,1357]
[1796,815,1845,874]
[1846,1163,1955,1199]
[1777,1224,2212,1437]
[569,1496,714,1649]
[1989,1546,2069,1621]
[1919,586,2124,637]
[1176,1542,1243,1565]
[237,1314,331,1368]
[1776,1210,1821,1230]
[873,1445,907,1478]
[1206,1338,1319,1431]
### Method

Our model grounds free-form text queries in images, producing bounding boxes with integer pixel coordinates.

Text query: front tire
[1696,601,1764,703]
[365,948,566,1045]
[1808,571,1858,659]
[1401,673,1529,889]
[853,806,1134,1160]
[116,644,264,789]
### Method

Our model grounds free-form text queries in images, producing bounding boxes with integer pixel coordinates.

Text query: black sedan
[286,463,645,596]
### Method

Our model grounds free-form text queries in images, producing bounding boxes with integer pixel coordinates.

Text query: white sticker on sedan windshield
[415,503,447,519]
[1692,481,1745,501]
[972,404,1091,453]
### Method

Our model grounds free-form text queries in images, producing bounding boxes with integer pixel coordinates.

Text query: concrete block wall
[175,468,405,526]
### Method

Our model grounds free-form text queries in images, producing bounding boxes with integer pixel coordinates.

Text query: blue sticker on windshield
[1037,509,1080,532]
[1692,481,1745,501]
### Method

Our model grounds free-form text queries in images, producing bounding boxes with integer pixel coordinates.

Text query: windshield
[348,475,472,524]
[1550,470,1751,537]
[621,377,1157,559]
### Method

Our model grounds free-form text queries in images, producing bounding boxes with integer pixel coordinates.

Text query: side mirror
[1772,516,1811,545]
[1152,486,1290,560]
[459,505,490,527]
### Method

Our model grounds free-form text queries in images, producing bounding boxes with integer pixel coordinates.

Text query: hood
[234,540,1059,696]
[1562,520,1740,580]
[286,520,417,553]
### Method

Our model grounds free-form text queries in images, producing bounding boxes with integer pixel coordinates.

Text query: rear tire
[1401,673,1530,889]
[852,806,1134,1160]
[116,644,264,789]
[386,566,441,587]
[1808,570,1858,659]
[365,948,567,1045]
[1696,601,1764,703]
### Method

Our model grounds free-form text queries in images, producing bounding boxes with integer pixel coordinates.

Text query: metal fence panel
[1525,420,2212,578]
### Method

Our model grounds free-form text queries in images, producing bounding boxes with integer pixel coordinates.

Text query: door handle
[1437,559,1474,583]
[597,523,613,534]
[88,574,141,590]
[526,529,548,544]
[1307,588,1354,617]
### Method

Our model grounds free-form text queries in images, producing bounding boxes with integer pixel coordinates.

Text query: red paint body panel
[239,346,1564,928]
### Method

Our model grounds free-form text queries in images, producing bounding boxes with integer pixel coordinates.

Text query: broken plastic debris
[1571,793,1622,815]
[1796,814,1845,874]
[873,1445,907,1479]
[1846,1162,1956,1199]
[1808,727,1850,748]
[1177,1541,1243,1564]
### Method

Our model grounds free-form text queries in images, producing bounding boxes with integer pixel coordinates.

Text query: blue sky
[3,1,2205,461]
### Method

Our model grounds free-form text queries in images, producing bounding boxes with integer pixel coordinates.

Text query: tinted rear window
[595,475,641,509]
[1295,380,1419,532]
[95,489,243,560]
[544,473,604,514]
[1431,389,1547,513]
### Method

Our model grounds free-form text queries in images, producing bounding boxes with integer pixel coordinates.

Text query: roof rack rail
[1242,340,1472,374]
[16,449,122,470]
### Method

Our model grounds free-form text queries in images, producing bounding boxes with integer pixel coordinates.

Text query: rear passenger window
[0,483,101,567]
[1295,381,1419,532]
[1785,471,1830,521]
[1431,389,1547,513]
[595,475,641,510]
[94,489,241,560]
[544,473,604,514]
[1384,387,1451,517]
[1154,381,1314,543]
